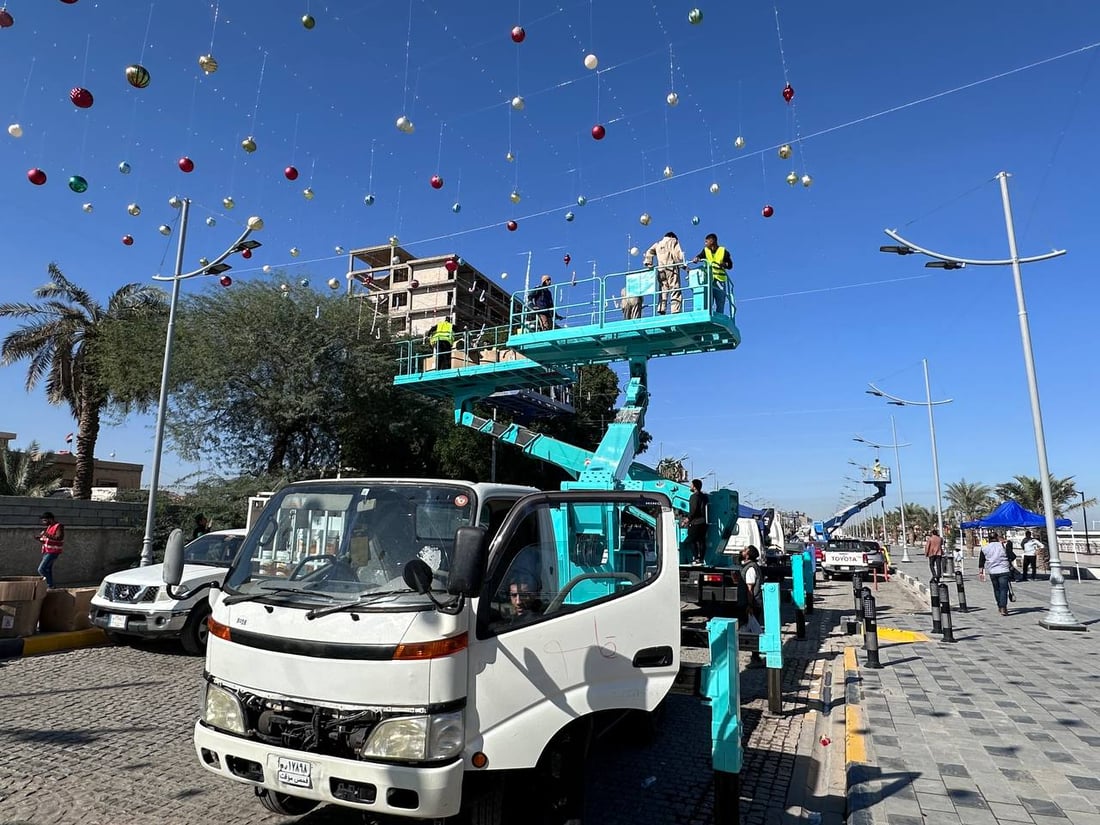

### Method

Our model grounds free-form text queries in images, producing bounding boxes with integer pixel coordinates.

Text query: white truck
[164,478,681,822]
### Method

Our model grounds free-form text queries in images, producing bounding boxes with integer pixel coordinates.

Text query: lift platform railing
[393,322,523,377]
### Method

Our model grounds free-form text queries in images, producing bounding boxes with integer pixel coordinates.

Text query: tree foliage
[993,474,1093,517]
[0,441,63,497]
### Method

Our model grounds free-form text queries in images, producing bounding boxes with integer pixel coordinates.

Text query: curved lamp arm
[884,229,1065,267]
[867,382,952,407]
[153,221,258,282]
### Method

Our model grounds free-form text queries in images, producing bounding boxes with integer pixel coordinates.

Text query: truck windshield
[223,482,477,604]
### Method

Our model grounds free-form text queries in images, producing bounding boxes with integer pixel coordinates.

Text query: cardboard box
[0,576,48,638]
[478,348,500,363]
[38,587,97,633]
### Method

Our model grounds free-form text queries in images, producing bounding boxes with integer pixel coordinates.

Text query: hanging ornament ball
[302,13,315,29]
[198,54,218,74]
[734,135,745,149]
[500,271,508,279]
[67,175,88,193]
[122,234,134,246]
[778,144,793,159]
[786,171,799,186]
[127,203,141,216]
[666,91,679,106]
[241,248,252,259]
[451,202,462,213]
[505,151,515,163]
[409,279,420,289]
[119,161,131,174]
[223,196,235,209]
[563,254,571,265]
[577,195,587,206]
[506,220,518,232]
[584,54,598,70]
[82,202,93,213]
[782,83,795,104]
[27,168,47,186]
[284,165,299,181]
[762,204,774,218]
[158,224,171,236]
[126,64,151,89]
[565,211,575,222]
[70,87,94,109]
[430,174,444,189]
[444,258,459,273]
[327,277,340,290]
[0,9,12,27]
[8,123,23,138]
[198,257,211,267]
[801,173,813,187]
[511,95,525,111]
[303,186,314,200]
[298,278,309,288]
[290,247,300,257]
[389,235,400,246]
[280,283,290,293]
[591,123,606,140]
[663,165,674,179]
[168,196,182,208]
[178,156,195,173]
[688,8,703,24]
[265,265,274,274]
[511,25,525,43]
[205,216,216,227]
[709,182,720,195]
[219,275,233,287]
[691,215,700,226]
[639,213,651,226]
[395,115,414,134]
[630,246,640,257]
[364,193,376,205]
[510,190,521,204]
[241,136,257,153]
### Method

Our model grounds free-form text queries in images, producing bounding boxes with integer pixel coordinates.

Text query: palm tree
[0,440,62,496]
[0,264,166,499]
[994,474,1093,518]
[944,478,994,546]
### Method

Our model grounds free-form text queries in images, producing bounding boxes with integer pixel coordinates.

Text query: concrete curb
[844,646,876,825]
[0,627,108,660]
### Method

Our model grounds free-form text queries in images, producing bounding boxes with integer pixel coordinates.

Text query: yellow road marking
[22,628,107,656]
[843,646,869,765]
[877,626,930,644]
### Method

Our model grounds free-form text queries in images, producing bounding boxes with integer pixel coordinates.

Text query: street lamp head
[888,401,905,407]
[235,239,262,252]
[924,260,965,270]
[879,244,914,255]
[865,389,884,397]
[206,262,232,275]
[853,436,867,443]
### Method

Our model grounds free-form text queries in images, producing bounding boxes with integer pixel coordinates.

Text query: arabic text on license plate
[277,757,313,788]
[107,614,127,629]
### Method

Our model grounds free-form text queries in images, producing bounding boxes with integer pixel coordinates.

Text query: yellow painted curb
[843,646,857,671]
[22,627,108,656]
[878,626,930,644]
[844,646,869,765]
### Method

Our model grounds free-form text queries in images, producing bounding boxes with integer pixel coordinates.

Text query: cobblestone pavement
[0,575,880,825]
[850,558,1100,825]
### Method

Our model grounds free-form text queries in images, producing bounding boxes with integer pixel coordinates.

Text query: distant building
[0,431,143,492]
[346,244,518,338]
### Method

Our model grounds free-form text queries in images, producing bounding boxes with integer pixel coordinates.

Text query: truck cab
[179,479,680,821]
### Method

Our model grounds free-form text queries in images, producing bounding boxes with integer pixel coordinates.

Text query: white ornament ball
[8,123,23,138]
[290,247,300,258]
[688,8,703,24]
[327,277,340,290]
[511,96,525,111]
[335,245,345,254]
[158,224,171,236]
[577,195,587,206]
[666,92,679,106]
[395,115,412,133]
[691,215,700,226]
[663,165,674,179]
[801,174,813,188]
[119,161,132,175]
[630,246,640,256]
[247,216,264,231]
[501,271,508,279]
[505,151,515,163]
[205,216,216,227]
[734,135,745,149]
[709,182,720,195]
[263,265,272,273]
[584,54,598,70]
[364,193,376,205]
[82,203,93,213]
[639,212,651,226]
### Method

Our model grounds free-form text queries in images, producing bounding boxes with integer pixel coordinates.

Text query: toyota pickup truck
[820,538,885,580]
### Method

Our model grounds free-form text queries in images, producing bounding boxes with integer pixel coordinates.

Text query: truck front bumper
[194,721,465,818]
[89,604,189,637]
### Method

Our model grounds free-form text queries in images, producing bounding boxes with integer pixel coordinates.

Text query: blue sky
[1,1,1098,525]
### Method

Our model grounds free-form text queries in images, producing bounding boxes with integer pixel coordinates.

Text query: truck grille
[104,583,159,603]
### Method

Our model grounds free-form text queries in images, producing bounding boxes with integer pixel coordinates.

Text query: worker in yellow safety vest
[428,318,454,370]
[691,232,733,314]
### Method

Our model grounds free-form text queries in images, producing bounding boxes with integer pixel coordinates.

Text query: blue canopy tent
[960,500,1071,530]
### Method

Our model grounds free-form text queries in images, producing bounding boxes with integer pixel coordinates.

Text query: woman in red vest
[37,511,64,588]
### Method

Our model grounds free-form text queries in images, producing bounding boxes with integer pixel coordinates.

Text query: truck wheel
[255,788,319,816]
[465,780,505,825]
[533,723,591,824]
[180,604,211,655]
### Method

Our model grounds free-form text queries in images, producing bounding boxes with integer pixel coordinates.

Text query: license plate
[277,757,313,788]
[107,614,127,630]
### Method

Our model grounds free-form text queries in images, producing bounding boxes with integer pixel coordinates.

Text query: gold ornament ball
[290,247,300,258]
[663,165,674,179]
[223,196,235,209]
[584,54,598,70]
[395,115,414,133]
[709,182,720,195]
[511,96,525,111]
[801,174,813,188]
[247,216,264,231]
[734,135,745,149]
[505,151,515,162]
[8,123,23,138]
[666,91,679,106]
[127,203,141,217]
[327,277,340,290]
[158,224,171,236]
[778,144,792,159]
[786,171,799,186]
[510,190,521,204]
[241,136,257,153]
[639,212,651,226]
[389,235,399,246]
[688,8,703,24]
[198,54,218,74]
[302,14,316,30]
[303,187,315,201]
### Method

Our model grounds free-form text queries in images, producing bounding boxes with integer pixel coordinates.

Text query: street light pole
[922,358,946,545]
[1082,491,1091,554]
[880,170,1084,631]
[139,199,263,566]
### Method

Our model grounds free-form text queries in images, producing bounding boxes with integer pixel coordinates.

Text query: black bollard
[938,582,955,643]
[795,607,806,640]
[930,578,942,634]
[806,589,814,616]
[954,570,968,613]
[861,586,883,669]
[852,573,864,614]
[767,666,783,714]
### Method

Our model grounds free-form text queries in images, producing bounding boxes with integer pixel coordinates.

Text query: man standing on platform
[643,231,685,314]
[692,233,733,314]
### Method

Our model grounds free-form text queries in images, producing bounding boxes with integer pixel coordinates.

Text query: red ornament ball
[122,234,134,246]
[782,83,795,104]
[0,10,14,27]
[430,174,444,190]
[241,248,252,259]
[284,166,299,181]
[591,124,606,141]
[563,254,571,266]
[444,258,459,273]
[409,279,420,289]
[511,25,525,43]
[506,220,518,232]
[27,168,47,186]
[762,204,774,218]
[60,0,79,4]
[70,87,94,109]
[178,156,195,173]
[219,275,233,287]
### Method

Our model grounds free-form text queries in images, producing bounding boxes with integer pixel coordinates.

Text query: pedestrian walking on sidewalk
[978,532,1012,615]
[36,511,64,589]
[924,529,944,581]
[1021,530,1042,580]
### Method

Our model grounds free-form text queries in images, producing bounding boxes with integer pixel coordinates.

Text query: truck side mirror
[162,529,186,586]
[447,526,488,596]
[403,559,434,594]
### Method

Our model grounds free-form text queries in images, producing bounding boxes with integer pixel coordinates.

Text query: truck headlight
[202,683,247,735]
[360,710,464,762]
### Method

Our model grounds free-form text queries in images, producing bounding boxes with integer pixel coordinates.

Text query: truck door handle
[632,646,673,668]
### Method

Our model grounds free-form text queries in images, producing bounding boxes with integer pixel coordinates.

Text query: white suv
[89,529,246,654]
